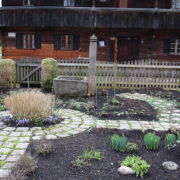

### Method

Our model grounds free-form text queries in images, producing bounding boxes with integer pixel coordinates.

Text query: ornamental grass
[4,91,54,122]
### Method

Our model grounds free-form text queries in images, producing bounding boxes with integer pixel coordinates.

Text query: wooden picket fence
[15,58,180,89]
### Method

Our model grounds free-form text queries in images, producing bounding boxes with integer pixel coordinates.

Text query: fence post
[88,34,97,95]
[13,62,17,88]
[114,61,117,89]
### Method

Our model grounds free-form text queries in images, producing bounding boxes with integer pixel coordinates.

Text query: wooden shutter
[35,34,41,49]
[16,33,23,49]
[34,0,41,6]
[54,34,60,50]
[75,0,81,6]
[73,35,80,50]
[164,39,170,53]
[16,0,23,6]
[165,0,171,9]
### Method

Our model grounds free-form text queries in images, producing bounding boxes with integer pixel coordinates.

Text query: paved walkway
[0,91,180,178]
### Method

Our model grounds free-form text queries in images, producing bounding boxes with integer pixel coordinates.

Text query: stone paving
[0,91,180,178]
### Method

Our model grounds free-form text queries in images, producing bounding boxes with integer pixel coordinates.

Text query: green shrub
[111,134,127,152]
[144,132,160,150]
[126,142,138,153]
[41,58,58,90]
[121,155,150,178]
[0,59,15,88]
[165,133,176,147]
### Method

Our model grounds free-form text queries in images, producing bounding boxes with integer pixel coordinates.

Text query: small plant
[121,155,150,178]
[144,132,160,150]
[16,118,30,126]
[111,133,127,152]
[0,105,5,111]
[126,143,138,153]
[165,133,176,147]
[112,97,119,104]
[33,136,51,157]
[47,115,63,124]
[71,146,103,169]
[82,147,103,161]
[84,101,94,114]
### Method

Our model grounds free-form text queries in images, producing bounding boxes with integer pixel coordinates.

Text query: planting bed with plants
[61,87,180,121]
[19,128,180,180]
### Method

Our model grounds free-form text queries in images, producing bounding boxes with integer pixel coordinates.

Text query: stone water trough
[53,76,87,98]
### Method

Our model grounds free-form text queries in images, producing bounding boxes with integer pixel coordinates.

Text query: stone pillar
[88,34,97,95]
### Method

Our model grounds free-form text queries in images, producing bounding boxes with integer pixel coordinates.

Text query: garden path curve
[0,92,180,178]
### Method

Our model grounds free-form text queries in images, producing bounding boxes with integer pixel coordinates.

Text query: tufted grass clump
[41,58,58,90]
[165,133,176,147]
[144,132,160,150]
[121,155,150,178]
[4,91,54,122]
[111,133,127,152]
[33,136,51,157]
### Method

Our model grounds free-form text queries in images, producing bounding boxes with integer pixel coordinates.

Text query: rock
[118,166,135,175]
[162,161,179,170]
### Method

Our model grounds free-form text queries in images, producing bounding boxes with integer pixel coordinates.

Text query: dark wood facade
[1,0,180,62]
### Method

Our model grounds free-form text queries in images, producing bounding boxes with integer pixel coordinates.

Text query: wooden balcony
[0,7,180,29]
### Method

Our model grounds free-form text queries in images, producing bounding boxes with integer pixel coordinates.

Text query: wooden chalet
[1,0,180,63]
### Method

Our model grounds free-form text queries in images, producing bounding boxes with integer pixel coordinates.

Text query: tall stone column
[88,34,97,95]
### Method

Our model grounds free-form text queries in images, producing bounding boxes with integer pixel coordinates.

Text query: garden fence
[15,58,180,89]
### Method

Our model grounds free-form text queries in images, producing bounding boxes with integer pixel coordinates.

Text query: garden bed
[26,128,180,180]
[62,87,180,121]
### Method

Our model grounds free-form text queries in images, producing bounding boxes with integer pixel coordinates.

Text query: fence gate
[16,59,42,84]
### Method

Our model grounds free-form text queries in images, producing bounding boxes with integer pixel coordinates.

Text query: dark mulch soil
[26,128,180,180]
[63,87,180,121]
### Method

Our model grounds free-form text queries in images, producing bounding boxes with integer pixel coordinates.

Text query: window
[23,34,35,49]
[24,0,34,6]
[100,0,107,2]
[172,0,180,8]
[170,39,180,54]
[99,40,106,47]
[61,35,73,50]
[64,0,74,6]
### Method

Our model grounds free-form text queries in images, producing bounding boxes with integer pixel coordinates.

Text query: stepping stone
[6,156,20,162]
[16,127,29,131]
[171,118,180,121]
[159,118,170,122]
[1,163,15,169]
[0,131,11,135]
[7,137,19,142]
[31,127,42,131]
[32,136,42,140]
[46,135,57,139]
[161,114,170,117]
[0,155,7,161]
[11,150,25,156]
[3,142,15,148]
[21,132,32,136]
[56,133,69,137]
[16,143,29,149]
[3,127,16,131]
[80,125,90,129]
[68,124,79,128]
[67,130,80,134]
[0,136,7,141]
[173,110,180,113]
[19,137,30,142]
[0,148,12,154]
[34,131,45,136]
[9,132,21,137]
[0,169,11,178]
[172,113,180,116]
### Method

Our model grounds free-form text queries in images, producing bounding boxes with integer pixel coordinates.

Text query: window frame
[170,39,180,55]
[23,34,35,50]
[172,0,180,8]
[61,35,73,51]
[23,0,34,6]
[63,0,75,6]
